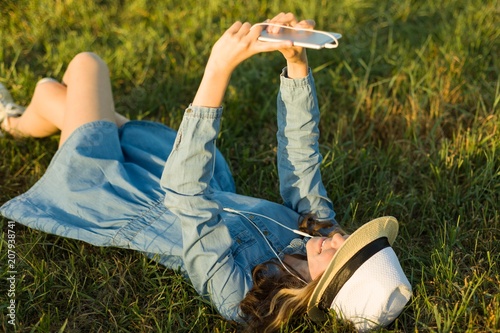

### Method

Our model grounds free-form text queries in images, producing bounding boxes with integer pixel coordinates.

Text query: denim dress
[1,69,336,321]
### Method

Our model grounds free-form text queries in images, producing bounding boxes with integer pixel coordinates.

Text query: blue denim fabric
[0,69,336,322]
[277,68,336,221]
[161,69,336,320]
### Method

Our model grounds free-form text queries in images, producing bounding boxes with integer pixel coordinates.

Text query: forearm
[192,20,293,107]
[277,70,335,221]
[161,106,222,195]
[192,65,232,108]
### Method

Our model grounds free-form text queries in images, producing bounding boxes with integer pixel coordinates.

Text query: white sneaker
[0,83,25,120]
[0,83,25,137]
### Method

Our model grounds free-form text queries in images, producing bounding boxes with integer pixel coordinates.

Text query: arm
[161,104,247,319]
[276,69,336,221]
[160,21,292,319]
[268,13,336,221]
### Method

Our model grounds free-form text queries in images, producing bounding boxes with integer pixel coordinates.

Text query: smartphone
[258,28,342,49]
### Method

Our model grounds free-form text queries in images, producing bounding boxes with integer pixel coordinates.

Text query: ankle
[1,116,23,138]
[1,116,12,133]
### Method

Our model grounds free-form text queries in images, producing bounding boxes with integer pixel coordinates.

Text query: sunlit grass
[1,0,498,332]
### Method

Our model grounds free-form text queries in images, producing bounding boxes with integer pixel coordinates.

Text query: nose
[328,233,345,250]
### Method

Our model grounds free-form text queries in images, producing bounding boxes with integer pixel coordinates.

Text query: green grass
[1,0,499,332]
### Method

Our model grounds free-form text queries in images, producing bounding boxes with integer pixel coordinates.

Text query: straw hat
[307,216,412,332]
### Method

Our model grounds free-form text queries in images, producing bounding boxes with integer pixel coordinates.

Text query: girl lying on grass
[0,12,411,333]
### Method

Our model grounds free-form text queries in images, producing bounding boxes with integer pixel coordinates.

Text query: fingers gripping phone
[255,24,342,50]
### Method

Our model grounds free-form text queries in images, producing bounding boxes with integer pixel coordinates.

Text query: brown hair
[239,215,345,333]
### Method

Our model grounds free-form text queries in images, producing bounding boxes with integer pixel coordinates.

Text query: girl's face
[306,233,346,280]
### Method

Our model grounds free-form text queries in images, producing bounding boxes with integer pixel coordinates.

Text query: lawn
[1,0,499,332]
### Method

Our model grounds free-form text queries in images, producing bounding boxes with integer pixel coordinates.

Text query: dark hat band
[318,237,390,311]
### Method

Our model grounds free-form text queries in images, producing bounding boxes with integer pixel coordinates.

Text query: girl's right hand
[192,21,291,108]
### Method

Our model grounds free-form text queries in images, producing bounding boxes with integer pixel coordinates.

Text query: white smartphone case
[256,24,342,49]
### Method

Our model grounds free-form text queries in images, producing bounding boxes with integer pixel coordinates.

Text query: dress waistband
[111,198,170,248]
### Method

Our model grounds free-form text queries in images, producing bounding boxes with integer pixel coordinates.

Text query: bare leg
[2,80,65,138]
[2,52,129,146]
[58,52,117,145]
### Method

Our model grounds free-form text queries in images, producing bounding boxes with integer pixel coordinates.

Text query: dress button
[186,108,192,113]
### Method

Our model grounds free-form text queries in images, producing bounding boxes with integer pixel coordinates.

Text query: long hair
[239,215,345,333]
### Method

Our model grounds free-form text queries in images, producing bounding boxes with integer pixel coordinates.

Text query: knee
[64,52,109,81]
[33,78,64,100]
[71,52,108,70]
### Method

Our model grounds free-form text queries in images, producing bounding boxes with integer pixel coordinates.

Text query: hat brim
[307,216,399,321]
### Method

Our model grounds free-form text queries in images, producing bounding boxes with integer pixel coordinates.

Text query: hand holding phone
[254,23,342,50]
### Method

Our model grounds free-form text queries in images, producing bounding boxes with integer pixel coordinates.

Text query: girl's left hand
[265,12,315,65]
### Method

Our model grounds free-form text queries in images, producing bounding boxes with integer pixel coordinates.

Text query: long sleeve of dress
[276,68,336,222]
[160,106,249,321]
